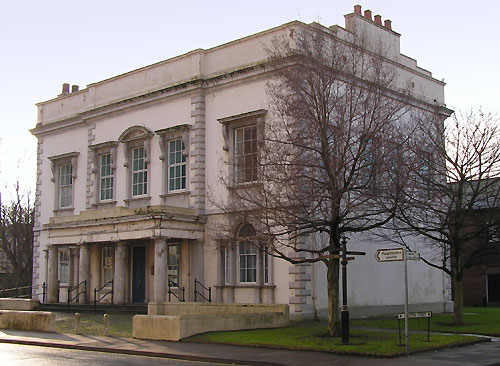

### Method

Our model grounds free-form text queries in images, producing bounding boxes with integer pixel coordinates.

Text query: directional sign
[406,251,420,261]
[398,311,432,319]
[375,248,404,262]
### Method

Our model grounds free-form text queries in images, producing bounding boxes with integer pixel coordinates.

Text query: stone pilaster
[113,242,127,304]
[189,94,206,212]
[154,238,167,303]
[32,138,44,299]
[47,245,58,303]
[78,244,90,303]
[288,239,313,318]
[86,123,96,209]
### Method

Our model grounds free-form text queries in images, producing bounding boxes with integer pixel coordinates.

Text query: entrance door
[488,274,500,303]
[132,246,146,303]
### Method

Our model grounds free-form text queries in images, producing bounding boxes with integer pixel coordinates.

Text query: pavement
[0,327,500,366]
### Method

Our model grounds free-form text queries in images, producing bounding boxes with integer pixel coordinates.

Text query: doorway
[132,246,146,303]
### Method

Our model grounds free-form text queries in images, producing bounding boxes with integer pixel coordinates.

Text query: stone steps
[34,303,147,314]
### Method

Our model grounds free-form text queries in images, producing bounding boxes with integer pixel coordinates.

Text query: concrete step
[34,303,147,314]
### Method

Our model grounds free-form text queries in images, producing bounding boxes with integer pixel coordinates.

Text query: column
[78,244,90,304]
[47,245,58,303]
[113,242,127,304]
[154,238,167,303]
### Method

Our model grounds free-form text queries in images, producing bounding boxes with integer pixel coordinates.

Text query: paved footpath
[0,329,499,366]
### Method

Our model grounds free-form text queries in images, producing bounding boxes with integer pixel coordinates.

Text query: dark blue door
[132,246,146,303]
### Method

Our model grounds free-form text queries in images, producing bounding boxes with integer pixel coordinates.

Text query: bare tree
[394,109,500,325]
[211,25,414,337]
[0,183,34,289]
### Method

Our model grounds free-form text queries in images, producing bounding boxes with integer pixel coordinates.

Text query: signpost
[375,247,422,356]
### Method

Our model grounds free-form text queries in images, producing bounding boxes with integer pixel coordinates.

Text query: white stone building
[31,6,453,318]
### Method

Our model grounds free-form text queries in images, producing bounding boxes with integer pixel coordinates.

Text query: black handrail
[0,283,47,301]
[67,280,87,309]
[168,280,185,302]
[94,280,113,314]
[194,278,211,302]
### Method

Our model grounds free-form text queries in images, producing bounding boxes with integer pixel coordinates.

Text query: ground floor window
[102,247,113,287]
[239,242,257,283]
[168,244,180,287]
[58,249,70,285]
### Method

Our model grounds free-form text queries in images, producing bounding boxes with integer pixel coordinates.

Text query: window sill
[160,190,190,198]
[53,207,74,213]
[124,196,151,208]
[93,200,117,209]
[228,182,262,190]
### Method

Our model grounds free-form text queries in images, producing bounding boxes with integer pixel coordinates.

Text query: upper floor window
[132,146,148,196]
[49,152,79,211]
[168,139,186,191]
[99,153,114,201]
[59,163,73,208]
[218,109,266,186]
[118,126,153,203]
[235,125,258,184]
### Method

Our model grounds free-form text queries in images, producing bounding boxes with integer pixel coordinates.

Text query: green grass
[351,307,500,336]
[55,313,133,337]
[185,326,482,357]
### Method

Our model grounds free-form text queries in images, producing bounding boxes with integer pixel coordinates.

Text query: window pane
[167,138,186,191]
[234,125,257,183]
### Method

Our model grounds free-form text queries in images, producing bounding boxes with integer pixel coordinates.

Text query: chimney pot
[61,83,70,95]
[374,15,382,25]
[384,19,392,30]
[364,9,372,20]
[354,5,362,15]
[71,85,79,93]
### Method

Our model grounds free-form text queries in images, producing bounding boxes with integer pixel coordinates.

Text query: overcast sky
[1,0,498,200]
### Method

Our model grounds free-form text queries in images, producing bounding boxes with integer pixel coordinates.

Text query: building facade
[31,6,453,318]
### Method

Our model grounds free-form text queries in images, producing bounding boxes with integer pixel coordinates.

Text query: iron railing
[168,280,185,302]
[194,278,211,302]
[67,280,87,309]
[0,283,46,301]
[94,280,113,314]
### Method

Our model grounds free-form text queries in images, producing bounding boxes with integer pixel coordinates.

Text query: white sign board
[375,248,404,262]
[398,311,432,319]
[406,251,420,261]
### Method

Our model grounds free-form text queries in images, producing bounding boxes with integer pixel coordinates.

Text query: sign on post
[406,251,420,261]
[375,248,404,262]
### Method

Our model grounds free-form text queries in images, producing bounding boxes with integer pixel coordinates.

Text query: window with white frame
[99,153,114,201]
[132,146,147,196]
[59,163,73,208]
[263,250,269,284]
[239,242,257,283]
[58,249,70,285]
[118,126,153,203]
[224,248,231,285]
[168,244,180,287]
[234,125,258,184]
[168,139,186,191]
[102,247,113,286]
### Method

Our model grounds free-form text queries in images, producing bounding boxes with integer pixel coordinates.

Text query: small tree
[395,109,500,325]
[0,184,34,289]
[212,24,413,336]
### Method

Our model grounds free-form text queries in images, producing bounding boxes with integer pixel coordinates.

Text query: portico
[42,206,205,305]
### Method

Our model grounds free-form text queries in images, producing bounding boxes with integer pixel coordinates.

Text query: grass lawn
[185,326,483,357]
[55,313,133,337]
[351,307,500,336]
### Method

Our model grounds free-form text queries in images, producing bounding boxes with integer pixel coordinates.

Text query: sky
[0,0,499,201]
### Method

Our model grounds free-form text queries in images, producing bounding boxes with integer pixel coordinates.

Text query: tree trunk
[452,275,464,325]
[327,257,341,336]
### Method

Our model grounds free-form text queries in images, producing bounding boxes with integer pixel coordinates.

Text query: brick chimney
[364,9,372,21]
[374,15,382,25]
[61,83,70,95]
[71,85,79,93]
[384,19,392,30]
[354,5,362,15]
